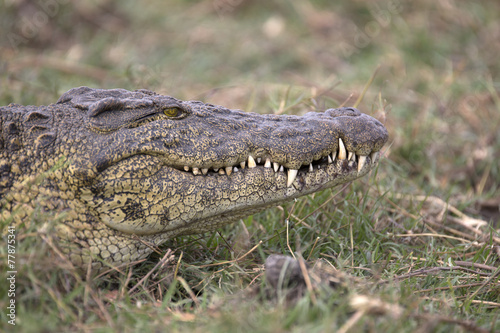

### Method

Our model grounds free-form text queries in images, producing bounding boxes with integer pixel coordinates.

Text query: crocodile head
[3,87,388,268]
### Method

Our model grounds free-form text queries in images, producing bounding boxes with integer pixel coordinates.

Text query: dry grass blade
[392,233,478,243]
[297,254,316,304]
[393,194,488,230]
[337,309,367,333]
[9,55,114,81]
[128,250,174,294]
[177,276,200,307]
[353,65,381,108]
[348,295,490,333]
[197,240,263,268]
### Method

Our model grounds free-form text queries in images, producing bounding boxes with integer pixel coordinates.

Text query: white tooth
[309,163,313,172]
[184,166,190,172]
[248,155,257,168]
[226,166,233,176]
[219,169,225,175]
[264,158,272,168]
[213,168,219,172]
[192,167,200,175]
[202,168,208,175]
[370,151,379,163]
[240,161,246,169]
[257,157,262,163]
[348,152,354,161]
[279,165,284,172]
[358,155,367,172]
[331,152,336,162]
[233,166,239,172]
[273,162,280,172]
[287,169,298,187]
[338,138,347,160]
[328,155,333,163]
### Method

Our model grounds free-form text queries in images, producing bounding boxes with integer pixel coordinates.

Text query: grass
[1,0,500,332]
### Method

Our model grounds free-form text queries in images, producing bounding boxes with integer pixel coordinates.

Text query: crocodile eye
[163,107,181,117]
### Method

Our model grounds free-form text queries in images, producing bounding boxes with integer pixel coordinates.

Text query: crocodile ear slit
[87,97,158,132]
[88,98,126,117]
[88,98,155,118]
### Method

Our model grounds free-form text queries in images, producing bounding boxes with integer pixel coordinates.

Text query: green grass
[1,1,500,332]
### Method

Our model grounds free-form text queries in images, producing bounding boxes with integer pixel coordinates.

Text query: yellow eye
[163,107,180,117]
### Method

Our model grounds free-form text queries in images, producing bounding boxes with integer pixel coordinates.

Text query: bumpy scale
[0,87,388,270]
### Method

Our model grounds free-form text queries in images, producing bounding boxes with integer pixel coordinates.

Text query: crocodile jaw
[81,137,382,236]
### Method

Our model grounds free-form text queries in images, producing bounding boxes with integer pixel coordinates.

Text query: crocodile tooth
[309,163,313,172]
[279,165,284,172]
[358,155,367,172]
[225,166,233,176]
[240,161,246,169]
[273,162,280,172]
[233,166,239,172]
[264,158,272,168]
[331,152,336,162]
[202,168,208,175]
[328,155,333,163]
[338,138,347,160]
[213,168,219,172]
[184,166,190,172]
[248,155,257,168]
[192,167,200,175]
[257,157,262,164]
[370,151,379,163]
[348,152,354,161]
[287,169,298,187]
[219,169,225,175]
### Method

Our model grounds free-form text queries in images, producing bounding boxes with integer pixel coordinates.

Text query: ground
[0,1,499,332]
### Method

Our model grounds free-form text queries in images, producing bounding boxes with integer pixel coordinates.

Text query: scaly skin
[0,87,388,270]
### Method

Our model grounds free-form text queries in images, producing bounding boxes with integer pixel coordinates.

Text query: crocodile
[1,87,388,271]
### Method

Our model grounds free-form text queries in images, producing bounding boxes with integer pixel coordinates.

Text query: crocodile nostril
[325,107,361,118]
[343,107,358,113]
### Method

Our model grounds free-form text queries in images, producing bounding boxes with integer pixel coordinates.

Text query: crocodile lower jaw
[179,138,380,187]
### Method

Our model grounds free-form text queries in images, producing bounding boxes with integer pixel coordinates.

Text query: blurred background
[1,0,499,220]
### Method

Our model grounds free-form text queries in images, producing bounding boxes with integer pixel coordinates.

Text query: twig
[393,265,492,281]
[465,265,500,304]
[416,282,487,293]
[393,193,488,230]
[454,260,497,271]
